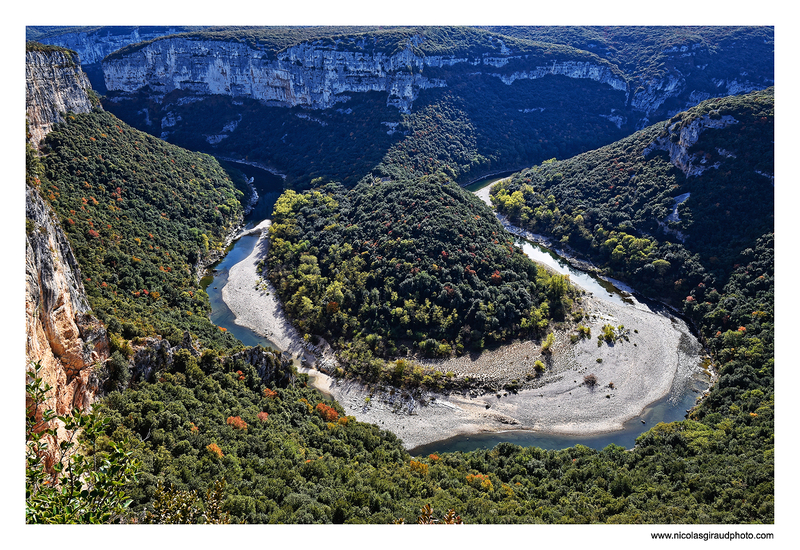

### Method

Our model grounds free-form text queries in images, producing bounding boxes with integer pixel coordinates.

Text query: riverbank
[220,220,319,365]
[218,206,707,451]
[303,288,704,450]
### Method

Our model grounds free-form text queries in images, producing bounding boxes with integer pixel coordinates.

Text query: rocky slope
[643,113,740,177]
[26,49,94,148]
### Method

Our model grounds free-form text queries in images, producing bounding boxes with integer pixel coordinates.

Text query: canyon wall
[25,184,109,416]
[26,49,94,148]
[101,37,628,114]
[26,49,110,430]
[100,33,771,123]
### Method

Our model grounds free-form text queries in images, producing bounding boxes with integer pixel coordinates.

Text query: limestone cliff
[29,27,188,65]
[643,114,739,177]
[26,49,94,148]
[25,184,109,416]
[102,37,626,114]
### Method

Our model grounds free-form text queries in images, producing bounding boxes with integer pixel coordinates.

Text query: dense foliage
[366,78,628,186]
[26,363,139,523]
[104,26,603,63]
[267,174,576,377]
[34,110,246,350]
[106,90,403,189]
[95,342,772,524]
[488,90,774,522]
[492,88,774,300]
[27,30,774,525]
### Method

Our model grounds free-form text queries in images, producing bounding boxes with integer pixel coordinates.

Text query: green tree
[26,363,139,523]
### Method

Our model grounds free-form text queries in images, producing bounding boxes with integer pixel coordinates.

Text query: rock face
[100,33,772,124]
[643,114,739,177]
[29,27,186,65]
[26,50,94,148]
[129,333,292,386]
[102,37,629,114]
[25,185,109,416]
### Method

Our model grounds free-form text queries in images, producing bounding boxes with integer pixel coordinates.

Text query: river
[206,169,710,453]
[203,161,283,349]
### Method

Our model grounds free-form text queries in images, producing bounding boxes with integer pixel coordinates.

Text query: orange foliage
[263,388,279,399]
[410,460,429,476]
[257,412,269,422]
[466,473,494,491]
[315,403,339,422]
[226,416,248,430]
[206,443,223,458]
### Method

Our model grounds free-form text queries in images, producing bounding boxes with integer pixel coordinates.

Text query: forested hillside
[95,330,773,523]
[490,89,774,522]
[32,110,247,351]
[492,88,773,299]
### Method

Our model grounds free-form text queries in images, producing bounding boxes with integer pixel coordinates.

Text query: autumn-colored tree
[226,416,248,430]
[315,403,339,422]
[206,443,223,458]
[263,388,278,399]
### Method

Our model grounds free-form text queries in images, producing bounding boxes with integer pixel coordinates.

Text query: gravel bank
[307,290,704,450]
[221,220,318,364]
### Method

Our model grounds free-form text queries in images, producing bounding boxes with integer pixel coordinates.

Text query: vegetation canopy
[35,110,246,351]
[267,173,577,379]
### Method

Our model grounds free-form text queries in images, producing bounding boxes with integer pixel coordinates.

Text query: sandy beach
[220,214,708,451]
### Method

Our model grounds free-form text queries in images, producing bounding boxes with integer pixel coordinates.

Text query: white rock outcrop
[103,38,629,114]
[26,50,94,147]
[643,114,738,177]
[103,38,457,113]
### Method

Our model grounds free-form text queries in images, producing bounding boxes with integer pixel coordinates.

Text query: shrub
[26,363,138,524]
[541,332,555,353]
[409,460,429,476]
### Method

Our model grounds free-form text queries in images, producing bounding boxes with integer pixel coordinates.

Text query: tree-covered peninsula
[267,174,577,384]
